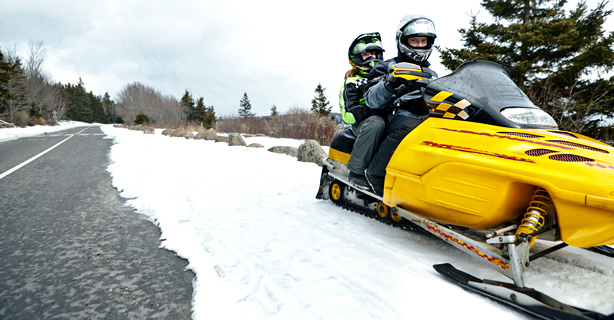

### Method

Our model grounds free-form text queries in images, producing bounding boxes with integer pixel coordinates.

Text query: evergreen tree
[88,91,107,123]
[439,0,614,140]
[102,92,119,123]
[64,78,93,122]
[203,105,216,128]
[311,83,331,116]
[188,97,206,122]
[270,104,279,117]
[3,56,29,123]
[186,96,216,128]
[0,50,11,114]
[238,92,255,117]
[180,90,195,120]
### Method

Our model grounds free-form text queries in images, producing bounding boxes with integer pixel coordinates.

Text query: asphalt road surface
[0,126,194,319]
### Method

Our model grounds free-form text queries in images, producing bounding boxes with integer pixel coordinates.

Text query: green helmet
[348,32,385,76]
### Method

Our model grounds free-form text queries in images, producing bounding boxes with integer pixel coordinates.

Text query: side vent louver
[549,154,594,162]
[547,140,609,153]
[497,132,544,139]
[525,149,557,156]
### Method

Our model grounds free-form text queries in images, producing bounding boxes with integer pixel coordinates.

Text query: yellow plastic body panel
[329,148,350,165]
[384,117,614,248]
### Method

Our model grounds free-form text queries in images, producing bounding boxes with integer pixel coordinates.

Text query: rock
[216,136,229,143]
[297,140,327,167]
[143,127,154,134]
[247,143,264,148]
[194,128,217,140]
[162,129,174,136]
[181,131,195,139]
[228,133,246,146]
[267,146,298,158]
[171,128,185,137]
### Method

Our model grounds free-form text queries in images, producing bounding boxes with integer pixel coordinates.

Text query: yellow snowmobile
[316,61,614,320]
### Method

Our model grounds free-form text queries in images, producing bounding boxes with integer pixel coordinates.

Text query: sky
[1,122,613,319]
[2,0,613,118]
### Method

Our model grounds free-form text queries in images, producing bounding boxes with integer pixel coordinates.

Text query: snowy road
[99,125,614,320]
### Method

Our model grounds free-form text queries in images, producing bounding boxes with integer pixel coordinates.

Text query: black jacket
[340,74,390,124]
[365,57,432,117]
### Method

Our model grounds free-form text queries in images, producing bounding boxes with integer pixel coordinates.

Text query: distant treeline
[0,42,218,128]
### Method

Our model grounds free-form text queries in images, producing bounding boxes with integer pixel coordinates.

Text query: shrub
[217,107,338,145]
[217,116,268,135]
[27,115,46,126]
[134,112,151,125]
[13,111,29,127]
[266,107,338,145]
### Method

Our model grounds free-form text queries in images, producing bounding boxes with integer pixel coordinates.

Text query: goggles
[401,19,436,37]
[352,36,384,54]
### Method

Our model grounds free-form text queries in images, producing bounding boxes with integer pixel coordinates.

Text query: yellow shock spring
[515,187,553,247]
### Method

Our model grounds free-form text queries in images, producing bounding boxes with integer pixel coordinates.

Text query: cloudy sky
[2,0,613,117]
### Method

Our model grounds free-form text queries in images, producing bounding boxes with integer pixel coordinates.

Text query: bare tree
[25,41,55,119]
[116,82,183,125]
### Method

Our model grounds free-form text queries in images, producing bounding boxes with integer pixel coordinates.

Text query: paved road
[0,126,194,319]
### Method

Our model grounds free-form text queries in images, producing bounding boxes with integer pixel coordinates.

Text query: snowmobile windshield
[427,60,558,128]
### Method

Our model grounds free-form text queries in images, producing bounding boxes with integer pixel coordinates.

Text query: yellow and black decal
[426,90,472,120]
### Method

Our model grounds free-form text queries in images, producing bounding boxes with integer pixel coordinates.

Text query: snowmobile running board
[395,206,614,320]
[327,172,384,201]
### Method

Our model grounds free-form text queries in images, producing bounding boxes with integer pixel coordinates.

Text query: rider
[339,32,389,190]
[363,15,438,196]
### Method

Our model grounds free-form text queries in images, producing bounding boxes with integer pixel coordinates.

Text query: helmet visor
[402,19,436,37]
[352,37,384,54]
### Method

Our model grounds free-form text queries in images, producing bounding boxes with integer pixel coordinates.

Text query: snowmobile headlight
[501,108,558,127]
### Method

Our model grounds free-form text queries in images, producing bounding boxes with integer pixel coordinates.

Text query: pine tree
[87,91,109,123]
[439,0,614,140]
[4,57,30,123]
[270,104,279,118]
[102,92,118,123]
[311,83,331,116]
[0,50,11,113]
[180,90,195,120]
[64,78,93,122]
[188,97,205,122]
[238,92,255,117]
[203,105,216,128]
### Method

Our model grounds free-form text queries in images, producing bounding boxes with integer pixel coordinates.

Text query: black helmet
[396,15,437,64]
[348,32,385,76]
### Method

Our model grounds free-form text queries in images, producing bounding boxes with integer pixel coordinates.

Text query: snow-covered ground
[2,123,613,319]
[0,121,87,142]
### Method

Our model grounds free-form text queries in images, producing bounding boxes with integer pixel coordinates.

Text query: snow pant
[348,115,386,175]
[365,114,426,189]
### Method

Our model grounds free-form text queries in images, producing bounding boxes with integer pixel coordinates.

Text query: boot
[348,171,371,190]
[365,169,384,196]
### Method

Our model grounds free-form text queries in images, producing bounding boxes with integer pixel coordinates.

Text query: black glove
[384,73,411,91]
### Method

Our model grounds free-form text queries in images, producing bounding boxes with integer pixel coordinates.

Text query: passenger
[364,15,438,196]
[339,32,390,190]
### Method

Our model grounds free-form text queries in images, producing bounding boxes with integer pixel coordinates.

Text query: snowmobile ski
[433,263,613,320]
[585,245,614,258]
